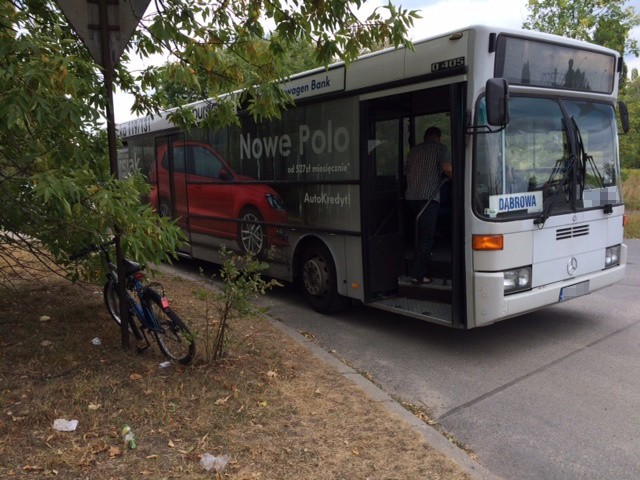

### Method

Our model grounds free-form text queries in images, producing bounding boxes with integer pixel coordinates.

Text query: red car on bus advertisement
[149,141,288,256]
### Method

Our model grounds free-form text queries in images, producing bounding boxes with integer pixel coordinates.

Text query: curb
[156,263,500,480]
[269,318,501,480]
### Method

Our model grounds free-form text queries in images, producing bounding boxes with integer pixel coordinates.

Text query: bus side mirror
[618,100,630,134]
[486,78,509,126]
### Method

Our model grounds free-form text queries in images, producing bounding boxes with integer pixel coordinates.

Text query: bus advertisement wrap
[118,25,626,328]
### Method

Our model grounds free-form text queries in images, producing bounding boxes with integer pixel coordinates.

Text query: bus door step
[397,276,452,303]
[368,296,453,326]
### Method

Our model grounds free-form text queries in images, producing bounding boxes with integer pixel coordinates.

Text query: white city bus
[118,25,628,328]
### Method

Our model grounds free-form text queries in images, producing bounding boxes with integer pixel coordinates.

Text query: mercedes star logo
[567,257,578,276]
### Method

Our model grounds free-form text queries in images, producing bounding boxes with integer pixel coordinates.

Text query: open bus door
[154,134,192,256]
[361,84,466,327]
[361,104,404,295]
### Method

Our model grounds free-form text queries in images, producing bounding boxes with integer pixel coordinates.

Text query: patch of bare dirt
[0,261,471,479]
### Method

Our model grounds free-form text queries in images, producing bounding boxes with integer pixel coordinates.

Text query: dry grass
[0,252,470,479]
[623,169,640,238]
[623,169,640,211]
[625,211,640,238]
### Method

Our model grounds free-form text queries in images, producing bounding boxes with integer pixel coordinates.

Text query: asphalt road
[173,239,640,479]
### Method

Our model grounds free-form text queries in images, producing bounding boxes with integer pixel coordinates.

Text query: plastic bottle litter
[91,337,102,346]
[158,361,171,369]
[200,453,231,473]
[121,424,137,449]
[53,419,78,432]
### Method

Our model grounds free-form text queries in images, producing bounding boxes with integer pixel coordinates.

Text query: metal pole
[98,0,131,349]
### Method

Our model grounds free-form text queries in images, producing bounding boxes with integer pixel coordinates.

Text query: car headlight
[265,193,285,211]
[604,245,621,268]
[504,266,532,294]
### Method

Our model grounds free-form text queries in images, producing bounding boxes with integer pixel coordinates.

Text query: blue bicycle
[71,239,195,364]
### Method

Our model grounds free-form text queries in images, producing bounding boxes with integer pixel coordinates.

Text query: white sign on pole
[57,0,150,68]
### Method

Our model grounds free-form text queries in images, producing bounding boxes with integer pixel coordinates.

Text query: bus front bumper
[473,245,627,328]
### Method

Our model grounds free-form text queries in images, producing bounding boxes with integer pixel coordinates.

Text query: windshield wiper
[534,119,576,227]
[572,117,605,193]
[534,152,576,226]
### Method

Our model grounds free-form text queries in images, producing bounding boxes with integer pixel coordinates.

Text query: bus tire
[237,206,266,257]
[300,242,350,314]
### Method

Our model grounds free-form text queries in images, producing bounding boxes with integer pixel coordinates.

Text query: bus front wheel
[300,243,350,314]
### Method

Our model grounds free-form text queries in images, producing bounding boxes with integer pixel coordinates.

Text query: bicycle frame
[102,249,167,335]
[130,278,163,333]
[72,238,195,363]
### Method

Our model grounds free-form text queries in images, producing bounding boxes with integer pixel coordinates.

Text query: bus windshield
[474,96,621,220]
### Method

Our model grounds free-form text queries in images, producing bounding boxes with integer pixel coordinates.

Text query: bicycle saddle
[123,259,143,275]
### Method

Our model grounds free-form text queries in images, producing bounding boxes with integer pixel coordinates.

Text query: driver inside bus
[405,126,452,285]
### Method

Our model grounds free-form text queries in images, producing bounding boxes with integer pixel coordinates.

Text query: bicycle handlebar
[69,239,117,260]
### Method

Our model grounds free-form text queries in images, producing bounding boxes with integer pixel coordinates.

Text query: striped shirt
[405,140,450,202]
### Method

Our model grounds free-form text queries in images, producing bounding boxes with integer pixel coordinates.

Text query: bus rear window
[495,35,616,94]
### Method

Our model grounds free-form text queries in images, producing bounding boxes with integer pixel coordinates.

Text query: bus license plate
[559,281,589,302]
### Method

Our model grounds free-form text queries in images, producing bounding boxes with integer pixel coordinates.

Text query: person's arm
[441,146,452,178]
[442,161,452,178]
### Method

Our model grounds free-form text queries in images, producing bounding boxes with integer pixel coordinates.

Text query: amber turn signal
[472,234,504,251]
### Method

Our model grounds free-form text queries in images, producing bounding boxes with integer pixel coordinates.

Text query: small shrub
[195,247,281,363]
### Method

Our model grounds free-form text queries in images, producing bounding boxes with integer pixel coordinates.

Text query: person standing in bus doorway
[405,126,452,285]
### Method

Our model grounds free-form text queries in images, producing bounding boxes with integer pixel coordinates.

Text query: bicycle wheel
[143,288,195,364]
[103,280,142,338]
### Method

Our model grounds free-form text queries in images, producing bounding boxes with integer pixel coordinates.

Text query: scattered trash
[40,340,53,348]
[91,337,102,346]
[39,315,50,322]
[121,424,137,449]
[158,361,171,369]
[53,419,78,432]
[200,453,231,473]
[214,395,231,406]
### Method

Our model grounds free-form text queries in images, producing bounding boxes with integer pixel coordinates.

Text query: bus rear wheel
[300,242,350,314]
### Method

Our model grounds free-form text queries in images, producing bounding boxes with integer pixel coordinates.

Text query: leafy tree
[128,0,418,128]
[619,73,640,169]
[156,34,322,108]
[522,0,640,90]
[0,1,184,288]
[1,1,418,288]
[523,0,639,54]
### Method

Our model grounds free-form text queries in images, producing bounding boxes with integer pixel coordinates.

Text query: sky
[113,0,640,122]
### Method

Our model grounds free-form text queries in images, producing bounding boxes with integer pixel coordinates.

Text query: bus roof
[117,25,619,139]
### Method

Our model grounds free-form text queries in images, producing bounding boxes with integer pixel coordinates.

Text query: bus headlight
[604,245,621,268]
[503,266,532,294]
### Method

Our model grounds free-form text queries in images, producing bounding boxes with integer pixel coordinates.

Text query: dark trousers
[408,200,439,280]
